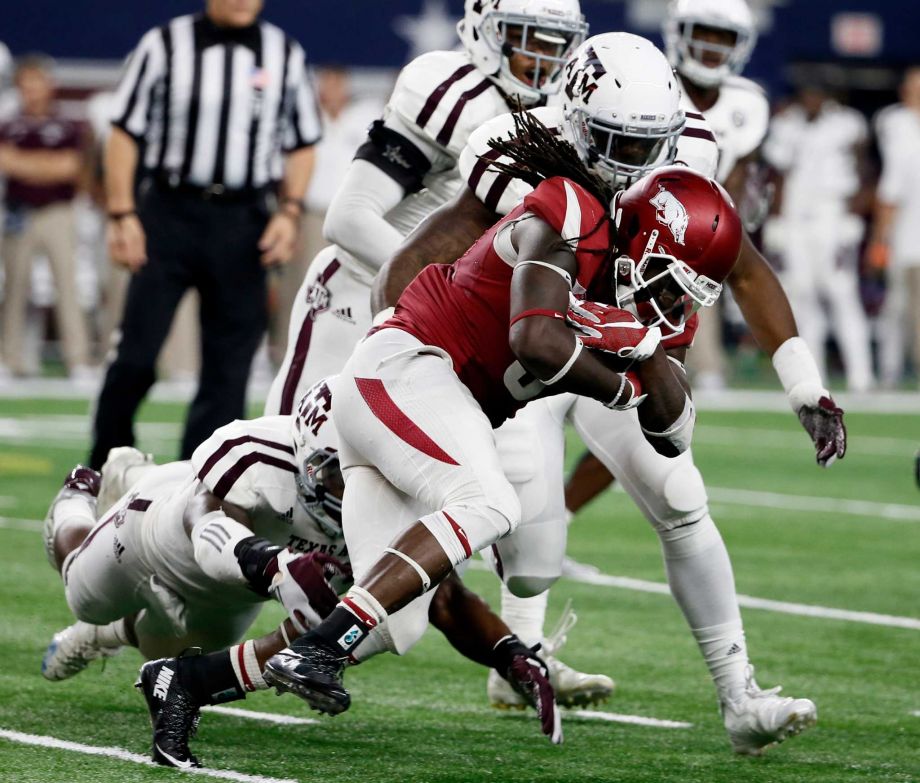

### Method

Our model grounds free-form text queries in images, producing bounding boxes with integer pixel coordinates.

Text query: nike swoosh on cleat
[155,744,193,769]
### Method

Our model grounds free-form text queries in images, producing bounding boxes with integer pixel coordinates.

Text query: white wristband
[771,337,828,412]
[372,306,396,327]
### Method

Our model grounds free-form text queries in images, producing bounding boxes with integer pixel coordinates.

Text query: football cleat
[41,621,121,681]
[98,447,155,515]
[42,466,101,568]
[263,638,350,716]
[488,603,614,710]
[721,666,817,755]
[136,654,202,769]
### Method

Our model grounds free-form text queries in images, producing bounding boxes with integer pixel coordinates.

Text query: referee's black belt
[151,174,273,204]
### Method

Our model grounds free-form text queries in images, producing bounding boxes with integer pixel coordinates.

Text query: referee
[89,0,320,468]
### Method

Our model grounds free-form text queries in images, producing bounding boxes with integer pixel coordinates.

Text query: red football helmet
[611,165,742,337]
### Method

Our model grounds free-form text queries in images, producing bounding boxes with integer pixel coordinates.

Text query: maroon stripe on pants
[279,259,341,415]
[213,453,297,499]
[197,435,295,481]
[127,497,152,512]
[435,78,493,147]
[415,64,476,129]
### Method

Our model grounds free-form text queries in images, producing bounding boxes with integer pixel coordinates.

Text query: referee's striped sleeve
[282,42,322,151]
[110,28,167,140]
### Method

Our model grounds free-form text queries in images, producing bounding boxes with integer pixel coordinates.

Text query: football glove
[797,395,847,468]
[492,635,562,745]
[269,550,349,633]
[566,299,661,362]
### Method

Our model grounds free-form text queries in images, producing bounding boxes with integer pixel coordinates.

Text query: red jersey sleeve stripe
[354,377,459,466]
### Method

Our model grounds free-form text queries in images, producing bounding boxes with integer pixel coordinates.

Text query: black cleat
[136,655,202,768]
[263,637,350,715]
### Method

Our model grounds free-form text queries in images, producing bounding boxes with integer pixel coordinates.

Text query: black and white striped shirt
[111,13,321,191]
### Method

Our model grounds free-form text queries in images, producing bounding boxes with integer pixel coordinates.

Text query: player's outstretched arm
[370,186,498,316]
[728,232,846,466]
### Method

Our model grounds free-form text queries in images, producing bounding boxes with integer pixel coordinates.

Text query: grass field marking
[0,515,43,532]
[911,711,920,717]
[0,496,15,507]
[704,486,920,522]
[0,728,300,783]
[695,424,916,457]
[568,710,693,728]
[201,705,319,725]
[468,561,920,630]
[8,514,919,631]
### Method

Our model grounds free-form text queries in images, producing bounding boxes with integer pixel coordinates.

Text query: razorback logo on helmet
[649,186,689,245]
[564,45,606,105]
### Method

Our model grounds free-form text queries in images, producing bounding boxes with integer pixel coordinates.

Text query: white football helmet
[663,0,757,89]
[458,0,588,105]
[562,33,685,188]
[292,378,343,537]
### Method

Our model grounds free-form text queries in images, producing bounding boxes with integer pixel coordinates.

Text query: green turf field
[0,397,918,783]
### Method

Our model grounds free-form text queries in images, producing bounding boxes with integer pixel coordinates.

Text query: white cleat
[488,602,615,710]
[98,447,155,515]
[41,621,122,681]
[722,666,817,755]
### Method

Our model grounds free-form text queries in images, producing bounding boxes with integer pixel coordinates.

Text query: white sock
[94,618,130,648]
[658,515,750,703]
[500,584,548,649]
[52,493,96,533]
[229,640,268,692]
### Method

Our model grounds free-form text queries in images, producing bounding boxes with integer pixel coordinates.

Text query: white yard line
[0,728,299,783]
[201,705,318,726]
[568,710,692,729]
[911,711,920,717]
[695,424,916,457]
[9,511,920,631]
[704,486,920,522]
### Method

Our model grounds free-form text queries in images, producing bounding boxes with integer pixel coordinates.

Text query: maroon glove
[798,395,847,467]
[492,635,562,744]
[269,551,350,632]
[63,466,101,497]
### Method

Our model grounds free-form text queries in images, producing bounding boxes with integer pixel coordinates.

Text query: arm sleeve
[322,159,408,271]
[281,43,322,151]
[110,27,167,141]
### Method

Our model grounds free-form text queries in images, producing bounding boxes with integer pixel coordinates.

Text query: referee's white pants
[265,246,372,415]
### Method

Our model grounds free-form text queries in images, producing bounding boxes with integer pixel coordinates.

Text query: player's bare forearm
[371,186,497,314]
[428,573,510,668]
[729,231,798,357]
[636,345,690,435]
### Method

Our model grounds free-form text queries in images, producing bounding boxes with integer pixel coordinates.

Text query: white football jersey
[679,75,769,183]
[357,49,514,242]
[763,101,867,212]
[192,416,349,570]
[458,105,719,216]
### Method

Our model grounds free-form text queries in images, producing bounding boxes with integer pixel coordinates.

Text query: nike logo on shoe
[156,743,194,769]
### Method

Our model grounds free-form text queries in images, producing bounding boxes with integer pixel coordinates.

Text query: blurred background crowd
[0,0,917,395]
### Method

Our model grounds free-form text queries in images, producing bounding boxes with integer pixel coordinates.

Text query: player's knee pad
[505,574,557,599]
[657,513,722,558]
[422,494,521,568]
[645,457,709,533]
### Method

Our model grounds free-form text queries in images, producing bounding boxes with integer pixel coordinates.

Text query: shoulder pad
[192,416,297,506]
[523,177,607,249]
[389,50,507,158]
[674,111,718,179]
[460,106,564,216]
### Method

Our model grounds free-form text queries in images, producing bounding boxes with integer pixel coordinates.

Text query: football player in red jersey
[263,116,735,739]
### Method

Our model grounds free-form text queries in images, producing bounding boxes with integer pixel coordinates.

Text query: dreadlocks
[485,108,617,209]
